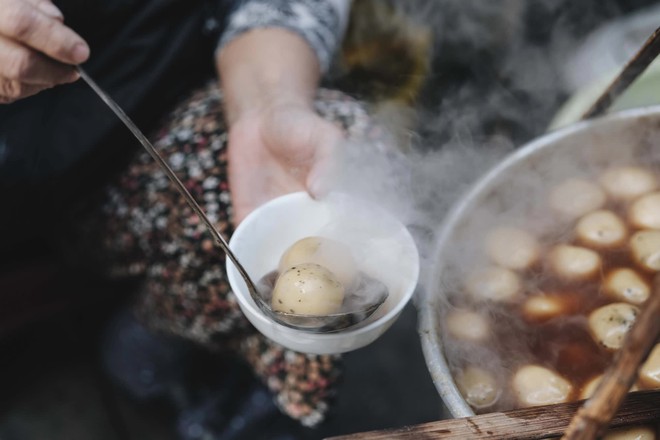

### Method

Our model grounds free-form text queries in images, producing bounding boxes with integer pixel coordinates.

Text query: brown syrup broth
[442,185,657,413]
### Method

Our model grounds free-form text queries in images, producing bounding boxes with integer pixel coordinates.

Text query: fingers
[0,0,87,102]
[0,0,89,65]
[36,1,64,21]
[0,79,46,103]
[306,123,345,199]
[20,0,64,21]
[0,34,77,102]
[0,35,77,85]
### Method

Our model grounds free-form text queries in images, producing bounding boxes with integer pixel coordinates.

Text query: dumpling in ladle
[271,263,345,315]
[279,236,357,287]
[270,236,358,316]
[269,236,388,322]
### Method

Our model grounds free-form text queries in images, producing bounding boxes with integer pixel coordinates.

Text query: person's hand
[227,102,343,224]
[217,27,343,223]
[0,0,89,103]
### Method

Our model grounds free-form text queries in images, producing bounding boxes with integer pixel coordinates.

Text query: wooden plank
[325,391,660,440]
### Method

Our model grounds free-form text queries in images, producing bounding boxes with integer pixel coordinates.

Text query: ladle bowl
[227,192,419,354]
[254,271,389,333]
[242,255,389,334]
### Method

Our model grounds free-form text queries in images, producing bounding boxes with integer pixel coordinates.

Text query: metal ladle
[78,67,388,333]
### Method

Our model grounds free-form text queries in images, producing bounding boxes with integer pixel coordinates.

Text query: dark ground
[0,293,442,440]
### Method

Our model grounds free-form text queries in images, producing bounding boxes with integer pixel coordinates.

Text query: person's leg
[79,81,371,427]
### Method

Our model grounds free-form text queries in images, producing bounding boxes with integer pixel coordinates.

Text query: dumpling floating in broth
[599,166,657,201]
[629,192,660,230]
[456,366,501,409]
[485,227,539,271]
[575,210,627,249]
[549,178,606,220]
[549,245,601,281]
[512,365,572,408]
[588,303,639,350]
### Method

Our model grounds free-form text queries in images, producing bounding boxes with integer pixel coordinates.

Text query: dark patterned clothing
[78,82,371,426]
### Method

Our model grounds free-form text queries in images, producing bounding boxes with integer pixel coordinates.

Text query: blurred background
[2,0,660,438]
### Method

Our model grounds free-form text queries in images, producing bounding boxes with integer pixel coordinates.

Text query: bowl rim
[227,191,421,340]
[418,104,660,418]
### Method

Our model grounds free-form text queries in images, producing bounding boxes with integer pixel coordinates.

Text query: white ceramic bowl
[226,192,419,354]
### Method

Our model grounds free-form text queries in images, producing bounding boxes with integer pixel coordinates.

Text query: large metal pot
[418,106,660,417]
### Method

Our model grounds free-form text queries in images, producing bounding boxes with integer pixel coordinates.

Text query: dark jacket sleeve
[0,0,236,186]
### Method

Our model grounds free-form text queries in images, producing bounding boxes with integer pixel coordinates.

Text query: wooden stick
[560,274,660,440]
[581,27,660,120]
[324,390,660,440]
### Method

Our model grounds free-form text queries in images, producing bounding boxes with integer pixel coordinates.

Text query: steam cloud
[323,0,660,412]
[328,0,656,291]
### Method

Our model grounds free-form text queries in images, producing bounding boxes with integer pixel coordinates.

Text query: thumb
[34,1,65,21]
[306,124,344,199]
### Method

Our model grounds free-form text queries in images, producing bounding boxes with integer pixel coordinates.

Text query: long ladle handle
[76,66,257,292]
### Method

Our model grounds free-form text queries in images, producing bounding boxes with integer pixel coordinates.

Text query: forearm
[217,27,321,125]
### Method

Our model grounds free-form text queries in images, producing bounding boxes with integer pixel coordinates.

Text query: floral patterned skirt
[77,81,372,427]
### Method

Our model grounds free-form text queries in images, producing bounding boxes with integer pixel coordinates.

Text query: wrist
[217,27,320,126]
[226,92,314,128]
